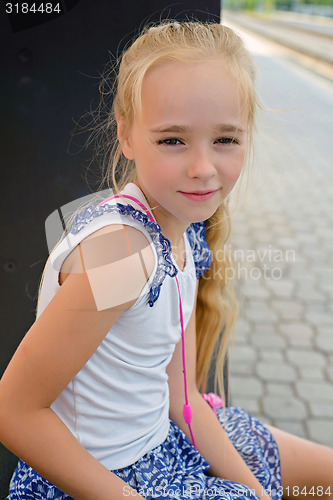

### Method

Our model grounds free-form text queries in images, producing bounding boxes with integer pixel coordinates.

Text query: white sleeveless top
[37,183,212,470]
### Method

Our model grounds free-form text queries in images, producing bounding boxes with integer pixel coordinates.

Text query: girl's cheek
[223,171,243,196]
[228,161,244,183]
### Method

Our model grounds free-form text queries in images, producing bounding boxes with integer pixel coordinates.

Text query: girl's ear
[116,116,135,160]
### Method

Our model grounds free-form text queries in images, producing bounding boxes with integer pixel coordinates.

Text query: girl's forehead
[140,60,248,128]
[143,58,231,84]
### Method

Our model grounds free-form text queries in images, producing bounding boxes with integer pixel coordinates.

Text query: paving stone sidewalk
[224,20,333,448]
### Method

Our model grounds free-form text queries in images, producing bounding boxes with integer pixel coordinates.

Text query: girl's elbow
[0,384,32,443]
[0,396,16,445]
[0,397,38,456]
[0,382,11,428]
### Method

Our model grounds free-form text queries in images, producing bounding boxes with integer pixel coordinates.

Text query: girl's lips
[179,189,219,202]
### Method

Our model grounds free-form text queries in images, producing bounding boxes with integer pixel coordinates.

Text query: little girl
[1,20,332,500]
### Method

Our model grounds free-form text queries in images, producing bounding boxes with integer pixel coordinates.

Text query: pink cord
[175,276,197,448]
[98,193,197,449]
[98,194,155,222]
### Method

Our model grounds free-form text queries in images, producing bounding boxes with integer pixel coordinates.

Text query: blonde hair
[84,20,260,399]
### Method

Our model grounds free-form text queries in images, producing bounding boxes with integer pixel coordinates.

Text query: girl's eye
[157,138,183,146]
[215,137,239,145]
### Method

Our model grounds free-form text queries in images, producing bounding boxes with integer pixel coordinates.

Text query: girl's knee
[266,424,333,499]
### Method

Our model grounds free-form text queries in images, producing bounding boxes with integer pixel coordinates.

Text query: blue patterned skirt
[7,407,281,499]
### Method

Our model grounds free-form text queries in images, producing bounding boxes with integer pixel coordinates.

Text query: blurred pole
[291,0,300,12]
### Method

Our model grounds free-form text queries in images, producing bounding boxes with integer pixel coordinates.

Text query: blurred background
[221,0,333,455]
[225,0,333,16]
[1,0,333,497]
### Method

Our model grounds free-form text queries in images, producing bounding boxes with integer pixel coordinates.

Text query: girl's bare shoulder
[59,224,156,311]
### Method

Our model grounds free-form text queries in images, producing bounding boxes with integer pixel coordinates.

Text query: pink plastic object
[202,392,224,416]
[183,403,193,424]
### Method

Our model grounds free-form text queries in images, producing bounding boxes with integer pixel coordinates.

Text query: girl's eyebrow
[149,124,246,134]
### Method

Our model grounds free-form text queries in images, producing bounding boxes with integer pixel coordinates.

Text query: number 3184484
[5,3,62,14]
[278,486,332,497]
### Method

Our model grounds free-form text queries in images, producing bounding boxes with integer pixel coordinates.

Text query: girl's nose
[187,150,217,180]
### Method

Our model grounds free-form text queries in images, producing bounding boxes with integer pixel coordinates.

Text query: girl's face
[118,59,248,234]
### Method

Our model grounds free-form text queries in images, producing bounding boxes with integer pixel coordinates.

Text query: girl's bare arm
[0,225,153,500]
[167,280,272,500]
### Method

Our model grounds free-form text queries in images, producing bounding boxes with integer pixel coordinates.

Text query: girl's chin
[180,205,223,224]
